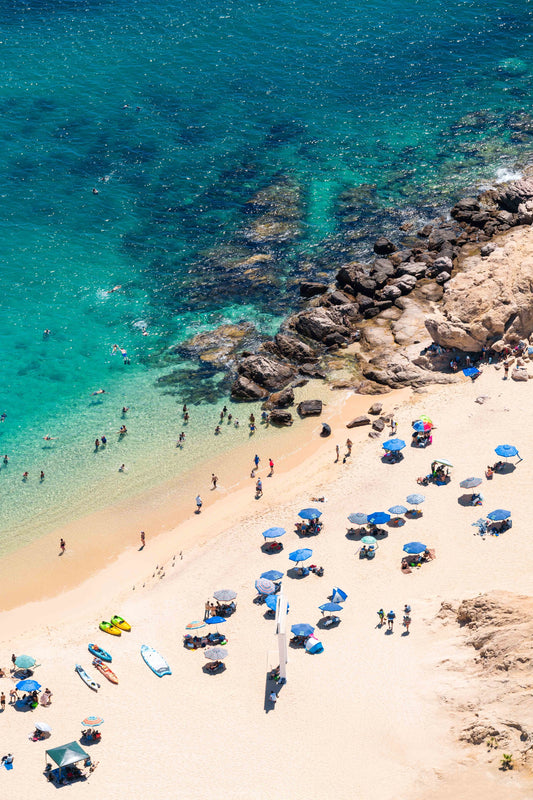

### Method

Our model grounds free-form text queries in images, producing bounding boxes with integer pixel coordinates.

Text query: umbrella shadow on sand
[286,567,310,580]
[345,526,366,540]
[496,463,516,474]
[458,494,481,507]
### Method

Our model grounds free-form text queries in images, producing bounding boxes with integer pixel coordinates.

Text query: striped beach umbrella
[255,578,276,595]
[186,621,205,630]
[81,716,104,726]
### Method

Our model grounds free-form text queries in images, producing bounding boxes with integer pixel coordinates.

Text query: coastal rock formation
[300,281,328,298]
[231,375,269,400]
[237,354,295,391]
[269,409,293,426]
[346,415,370,428]
[297,399,323,417]
[175,322,258,368]
[263,386,295,409]
[272,333,318,364]
[242,175,303,245]
[291,307,352,344]
[425,226,533,352]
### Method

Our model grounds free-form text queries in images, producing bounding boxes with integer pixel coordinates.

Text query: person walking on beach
[346,438,353,456]
[387,610,395,631]
[390,417,397,435]
[268,458,274,477]
[1,692,5,710]
[11,654,16,670]
[211,473,218,489]
[140,531,145,548]
[40,470,45,482]
[256,478,263,498]
[195,495,202,513]
[403,613,411,634]
[377,608,385,627]
[3,455,8,465]
[335,444,340,463]
[9,689,17,704]
[59,538,66,554]
[95,439,100,450]
[254,454,260,471]
[504,362,510,380]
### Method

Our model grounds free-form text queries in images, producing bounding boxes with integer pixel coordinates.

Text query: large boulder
[300,281,328,298]
[497,179,533,213]
[346,415,371,428]
[175,322,257,369]
[425,227,533,352]
[269,409,293,426]
[292,307,351,343]
[265,386,295,408]
[237,354,295,391]
[297,399,323,417]
[231,375,269,400]
[373,237,397,255]
[273,333,318,363]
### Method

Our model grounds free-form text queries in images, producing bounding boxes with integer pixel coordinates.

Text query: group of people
[377,605,412,633]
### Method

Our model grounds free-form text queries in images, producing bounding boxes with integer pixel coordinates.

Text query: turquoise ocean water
[0,0,531,549]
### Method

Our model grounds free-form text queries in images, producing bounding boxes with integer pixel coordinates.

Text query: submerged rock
[176,322,258,369]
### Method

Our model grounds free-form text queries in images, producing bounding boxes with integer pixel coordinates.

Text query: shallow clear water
[0,0,531,546]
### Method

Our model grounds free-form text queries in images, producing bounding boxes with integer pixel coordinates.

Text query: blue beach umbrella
[348,513,367,526]
[367,512,390,525]
[360,535,377,546]
[383,438,406,451]
[291,623,314,637]
[487,509,511,521]
[319,602,343,613]
[332,587,348,603]
[265,594,289,612]
[495,444,518,458]
[403,542,427,555]
[288,548,313,563]
[16,679,41,692]
[388,505,408,516]
[14,655,37,670]
[205,616,226,626]
[459,477,482,489]
[298,508,322,520]
[255,578,276,595]
[262,527,286,539]
[406,493,425,506]
[260,570,284,582]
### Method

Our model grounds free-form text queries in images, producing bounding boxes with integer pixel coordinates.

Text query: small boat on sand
[99,621,121,636]
[111,615,131,631]
[93,657,118,684]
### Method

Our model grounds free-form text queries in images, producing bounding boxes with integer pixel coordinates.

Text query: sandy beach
[2,366,533,800]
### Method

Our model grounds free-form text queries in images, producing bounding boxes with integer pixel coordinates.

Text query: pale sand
[1,367,533,799]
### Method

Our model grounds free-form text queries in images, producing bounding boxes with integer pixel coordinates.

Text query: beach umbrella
[332,587,348,603]
[319,602,343,613]
[348,512,367,526]
[463,367,480,378]
[204,647,228,661]
[432,458,453,468]
[35,721,52,733]
[288,548,313,563]
[262,527,286,539]
[412,420,432,432]
[81,715,104,727]
[260,570,284,582]
[213,589,236,602]
[383,438,406,452]
[495,444,518,459]
[360,535,377,546]
[367,512,390,525]
[186,621,205,630]
[291,623,314,637]
[15,655,37,670]
[298,508,322,520]
[255,578,276,595]
[403,542,427,555]
[487,509,511,521]
[388,505,408,516]
[16,679,41,692]
[205,616,226,626]
[420,415,432,424]
[265,594,289,612]
[460,477,482,489]
[406,493,425,506]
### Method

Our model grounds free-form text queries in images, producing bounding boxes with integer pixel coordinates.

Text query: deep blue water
[0,0,531,544]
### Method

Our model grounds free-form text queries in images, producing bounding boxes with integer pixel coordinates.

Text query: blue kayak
[88,643,112,662]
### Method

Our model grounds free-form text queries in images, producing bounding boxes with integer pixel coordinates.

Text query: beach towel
[4,762,13,770]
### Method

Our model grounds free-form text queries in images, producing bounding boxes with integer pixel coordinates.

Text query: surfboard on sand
[140,645,171,677]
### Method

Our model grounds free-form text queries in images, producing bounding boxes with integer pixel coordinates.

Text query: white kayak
[75,664,100,691]
[140,644,171,677]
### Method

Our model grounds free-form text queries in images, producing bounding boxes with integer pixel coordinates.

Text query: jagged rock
[480,242,496,257]
[293,307,351,343]
[326,290,354,306]
[368,402,383,415]
[265,386,294,408]
[373,237,397,255]
[231,375,269,400]
[371,259,396,287]
[355,293,376,312]
[433,255,453,272]
[176,322,258,368]
[300,281,328,298]
[346,415,370,428]
[497,179,533,213]
[361,349,457,388]
[428,227,459,251]
[380,284,402,301]
[274,333,318,364]
[397,261,427,278]
[297,399,323,417]
[371,418,385,432]
[292,377,308,388]
[435,271,451,284]
[511,368,529,381]
[417,223,433,238]
[368,430,381,439]
[238,354,295,391]
[269,409,293,426]
[392,275,417,294]
[426,227,533,352]
[451,196,481,223]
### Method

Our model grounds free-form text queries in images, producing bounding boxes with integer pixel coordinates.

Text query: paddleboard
[111,615,131,631]
[75,664,100,691]
[92,657,118,684]
[140,644,171,677]
[88,643,112,662]
[99,621,121,636]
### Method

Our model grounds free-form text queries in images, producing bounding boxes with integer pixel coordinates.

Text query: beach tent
[46,741,89,768]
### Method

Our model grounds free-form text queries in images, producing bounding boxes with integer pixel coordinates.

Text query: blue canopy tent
[487,509,511,521]
[331,587,348,603]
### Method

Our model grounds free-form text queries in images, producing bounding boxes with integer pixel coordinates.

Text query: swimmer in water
[118,464,127,472]
[91,389,106,396]
[112,344,118,354]
[43,435,58,441]
[122,406,129,415]
[0,413,6,422]
[106,285,121,295]
[43,329,51,337]
[3,455,8,464]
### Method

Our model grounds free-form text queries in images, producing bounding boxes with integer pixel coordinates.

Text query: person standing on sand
[254,454,260,470]
[60,538,66,554]
[335,445,340,463]
[1,692,6,710]
[196,495,202,513]
[346,438,353,455]
[504,362,510,379]
[390,417,397,435]
[377,609,385,627]
[11,654,16,670]
[140,531,145,547]
[403,613,411,633]
[268,458,274,477]
[9,689,17,704]
[387,610,395,631]
[211,473,218,489]
[256,478,263,498]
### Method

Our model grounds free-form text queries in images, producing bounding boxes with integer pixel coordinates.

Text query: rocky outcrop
[263,386,295,409]
[272,333,318,364]
[237,354,295,391]
[291,307,352,344]
[297,399,323,417]
[426,226,533,352]
[368,402,383,415]
[175,322,258,369]
[300,281,328,298]
[242,175,303,245]
[269,409,293,426]
[231,375,269,400]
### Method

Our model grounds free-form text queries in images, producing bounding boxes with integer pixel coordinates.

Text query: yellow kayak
[100,621,122,636]
[111,615,131,632]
